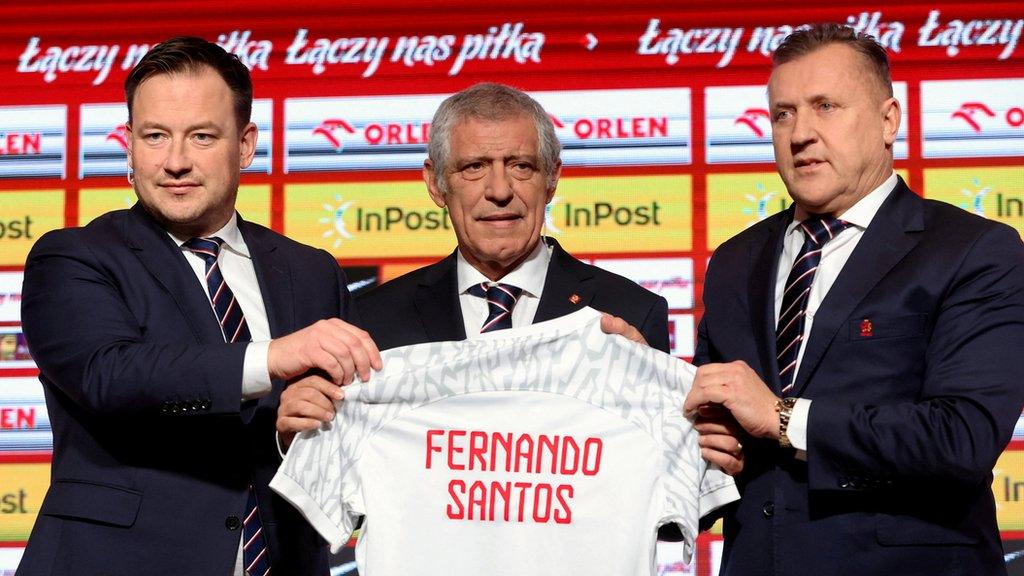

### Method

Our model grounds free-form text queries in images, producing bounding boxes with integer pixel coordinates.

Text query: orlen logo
[318,193,450,247]
[951,102,1024,133]
[0,406,36,430]
[313,118,432,150]
[0,132,42,155]
[734,108,770,138]
[106,123,128,151]
[550,114,669,140]
[312,119,356,151]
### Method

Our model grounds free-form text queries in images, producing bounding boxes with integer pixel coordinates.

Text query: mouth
[478,213,522,224]
[793,158,825,170]
[160,182,201,194]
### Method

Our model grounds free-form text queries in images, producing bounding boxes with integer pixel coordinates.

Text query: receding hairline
[768,42,893,102]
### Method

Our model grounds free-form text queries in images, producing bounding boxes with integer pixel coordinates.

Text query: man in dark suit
[277,83,667,443]
[18,37,379,576]
[683,24,1024,575]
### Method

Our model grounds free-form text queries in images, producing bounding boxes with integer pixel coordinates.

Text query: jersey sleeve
[658,358,740,564]
[269,404,365,553]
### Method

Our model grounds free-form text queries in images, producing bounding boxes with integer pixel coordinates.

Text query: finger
[694,420,737,436]
[289,374,345,401]
[307,347,344,385]
[288,387,340,416]
[329,320,384,373]
[599,314,648,346]
[698,433,744,457]
[277,415,327,434]
[700,447,743,476]
[280,396,335,423]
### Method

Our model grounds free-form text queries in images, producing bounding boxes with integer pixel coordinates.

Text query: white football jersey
[271,307,738,575]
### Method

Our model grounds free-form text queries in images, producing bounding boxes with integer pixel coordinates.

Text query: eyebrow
[133,120,222,133]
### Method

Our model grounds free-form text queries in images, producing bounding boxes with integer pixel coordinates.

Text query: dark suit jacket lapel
[240,217,293,339]
[792,180,924,396]
[414,252,466,342]
[124,204,225,343]
[749,210,791,392]
[534,238,594,322]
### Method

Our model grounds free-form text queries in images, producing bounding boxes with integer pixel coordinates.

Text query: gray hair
[427,82,561,194]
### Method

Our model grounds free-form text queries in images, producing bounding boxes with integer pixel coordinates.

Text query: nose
[790,109,817,149]
[483,163,514,204]
[163,138,192,177]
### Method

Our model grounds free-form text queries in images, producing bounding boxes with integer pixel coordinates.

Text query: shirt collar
[456,240,550,298]
[169,212,250,258]
[786,171,898,235]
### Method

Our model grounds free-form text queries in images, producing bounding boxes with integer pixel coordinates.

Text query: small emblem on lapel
[569,294,581,305]
[859,318,873,338]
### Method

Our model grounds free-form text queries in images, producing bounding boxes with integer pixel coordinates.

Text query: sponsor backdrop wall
[0,1,1022,574]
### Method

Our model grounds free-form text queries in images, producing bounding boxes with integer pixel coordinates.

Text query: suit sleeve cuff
[788,398,811,453]
[242,341,272,401]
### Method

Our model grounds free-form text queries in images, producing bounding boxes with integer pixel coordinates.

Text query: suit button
[200,400,211,411]
[225,515,241,530]
[762,501,775,518]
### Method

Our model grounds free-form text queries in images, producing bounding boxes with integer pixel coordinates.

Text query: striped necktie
[182,237,270,576]
[775,217,850,394]
[182,237,251,344]
[467,282,522,333]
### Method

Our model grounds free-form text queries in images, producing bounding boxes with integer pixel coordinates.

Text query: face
[425,115,559,281]
[126,66,256,237]
[768,43,900,217]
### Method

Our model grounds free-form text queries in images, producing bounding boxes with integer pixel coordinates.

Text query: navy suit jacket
[17,205,343,575]
[695,179,1024,576]
[357,238,669,353]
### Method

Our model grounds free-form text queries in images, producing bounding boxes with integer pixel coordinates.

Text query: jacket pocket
[40,479,142,527]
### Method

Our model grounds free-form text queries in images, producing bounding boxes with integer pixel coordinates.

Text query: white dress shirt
[773,172,897,451]
[169,214,275,576]
[456,239,552,337]
[170,213,273,402]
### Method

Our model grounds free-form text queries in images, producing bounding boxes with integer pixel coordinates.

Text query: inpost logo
[993,450,1024,531]
[925,168,1024,236]
[286,182,455,258]
[0,190,64,265]
[0,462,50,542]
[546,175,691,253]
[707,173,789,249]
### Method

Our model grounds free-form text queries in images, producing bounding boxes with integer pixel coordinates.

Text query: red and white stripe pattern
[467,282,523,333]
[243,485,271,576]
[776,217,849,393]
[182,237,251,343]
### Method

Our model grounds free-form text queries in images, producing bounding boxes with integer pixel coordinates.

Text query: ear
[881,96,901,147]
[239,122,258,169]
[124,123,134,171]
[545,159,562,204]
[424,159,447,208]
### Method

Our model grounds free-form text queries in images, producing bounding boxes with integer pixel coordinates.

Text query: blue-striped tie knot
[183,236,251,344]
[467,282,522,333]
[183,236,223,265]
